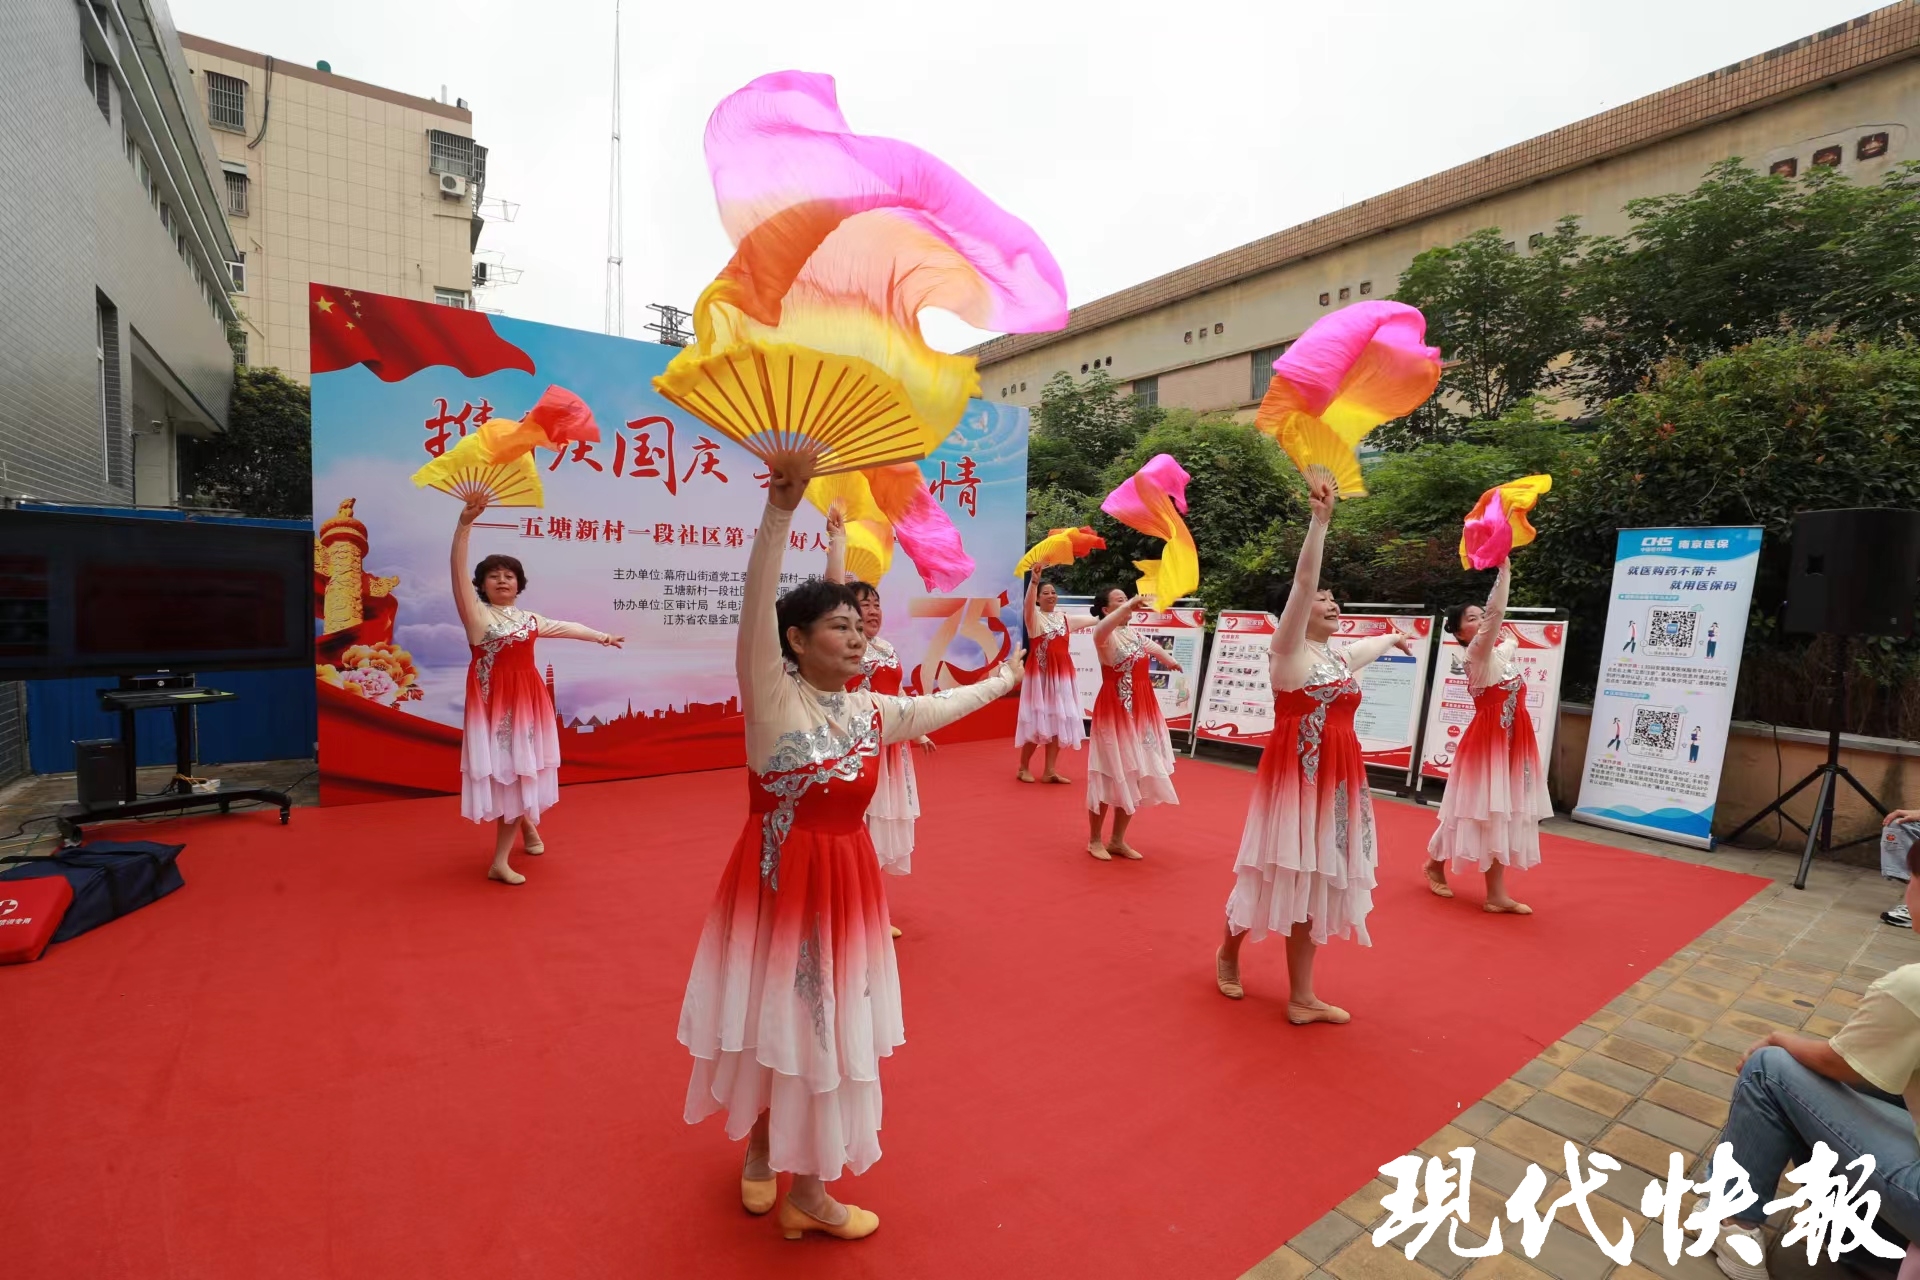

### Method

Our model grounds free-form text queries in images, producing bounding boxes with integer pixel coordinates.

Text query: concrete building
[973,5,1920,420]
[178,36,489,382]
[0,0,244,781]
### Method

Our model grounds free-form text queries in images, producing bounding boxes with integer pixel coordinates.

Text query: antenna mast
[603,0,624,335]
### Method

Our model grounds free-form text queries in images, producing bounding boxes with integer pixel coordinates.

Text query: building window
[1250,342,1293,402]
[229,252,246,293]
[435,287,470,309]
[1183,331,1193,344]
[1813,145,1843,168]
[85,58,110,121]
[158,201,170,232]
[206,71,246,133]
[97,293,125,487]
[1860,132,1890,160]
[1132,376,1158,408]
[1019,381,1026,392]
[224,169,249,216]
[235,330,248,366]
[429,129,477,179]
[1770,157,1798,178]
[1338,287,1351,301]
[1213,324,1223,335]
[1359,280,1373,295]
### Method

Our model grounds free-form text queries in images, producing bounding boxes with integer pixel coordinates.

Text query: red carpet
[3,741,1764,1280]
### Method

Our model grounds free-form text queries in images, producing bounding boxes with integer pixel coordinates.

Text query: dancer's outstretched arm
[534,617,623,647]
[1092,594,1144,644]
[877,657,1023,745]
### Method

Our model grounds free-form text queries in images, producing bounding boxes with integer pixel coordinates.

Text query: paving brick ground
[0,758,318,855]
[1240,809,1920,1280]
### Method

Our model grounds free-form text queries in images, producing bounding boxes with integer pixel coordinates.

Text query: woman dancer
[451,495,624,885]
[823,506,931,937]
[1016,570,1095,784]
[678,449,1022,1241]
[1085,586,1181,860]
[1216,479,1409,1023]
[1425,558,1550,913]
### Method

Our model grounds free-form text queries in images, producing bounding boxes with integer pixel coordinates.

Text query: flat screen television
[0,507,312,679]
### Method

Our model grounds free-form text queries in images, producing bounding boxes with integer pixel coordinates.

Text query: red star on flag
[308,282,534,382]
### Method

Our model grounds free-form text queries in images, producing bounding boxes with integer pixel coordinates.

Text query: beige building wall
[179,36,481,381]
[977,8,1920,419]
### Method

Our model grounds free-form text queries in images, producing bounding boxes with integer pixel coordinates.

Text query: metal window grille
[428,129,475,179]
[89,59,110,120]
[225,169,249,216]
[1250,343,1293,402]
[207,72,246,131]
[97,294,126,488]
[1132,376,1159,409]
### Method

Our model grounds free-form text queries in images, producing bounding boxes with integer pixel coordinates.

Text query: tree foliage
[179,366,312,519]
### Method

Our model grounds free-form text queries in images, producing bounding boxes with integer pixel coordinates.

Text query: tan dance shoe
[778,1197,879,1241]
[1215,949,1244,1000]
[1109,843,1143,860]
[1087,841,1112,861]
[1484,900,1533,915]
[521,827,545,856]
[1042,773,1072,784]
[1017,770,1037,783]
[1425,863,1453,898]
[487,865,526,886]
[741,1176,778,1215]
[1287,1001,1351,1026]
[889,925,902,939]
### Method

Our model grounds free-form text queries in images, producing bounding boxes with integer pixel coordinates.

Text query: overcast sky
[171,0,1873,351]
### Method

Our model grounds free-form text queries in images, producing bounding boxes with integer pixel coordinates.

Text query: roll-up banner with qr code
[1572,527,1764,848]
[1419,616,1568,785]
[1195,611,1434,780]
[308,287,1029,805]
[1055,596,1205,731]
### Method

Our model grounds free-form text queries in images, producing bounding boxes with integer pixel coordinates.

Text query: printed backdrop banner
[1194,611,1434,777]
[310,286,1028,805]
[1573,527,1763,848]
[1058,596,1204,731]
[1419,614,1568,784]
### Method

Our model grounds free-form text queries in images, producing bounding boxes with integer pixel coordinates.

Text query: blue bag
[0,841,185,943]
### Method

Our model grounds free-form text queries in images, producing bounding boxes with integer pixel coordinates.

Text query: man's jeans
[1719,1046,1920,1240]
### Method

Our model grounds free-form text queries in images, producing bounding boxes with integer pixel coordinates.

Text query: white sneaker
[1715,1224,1769,1280]
[1884,903,1912,929]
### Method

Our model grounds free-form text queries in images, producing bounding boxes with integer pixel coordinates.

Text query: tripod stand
[1725,636,1889,889]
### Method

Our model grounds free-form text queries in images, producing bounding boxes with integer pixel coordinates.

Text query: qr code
[1631,707,1682,759]
[1645,608,1698,657]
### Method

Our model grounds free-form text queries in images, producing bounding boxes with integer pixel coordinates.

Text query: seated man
[1884,810,1920,929]
[1714,810,1920,1280]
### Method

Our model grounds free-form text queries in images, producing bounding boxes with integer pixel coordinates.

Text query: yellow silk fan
[412,433,545,507]
[653,340,928,478]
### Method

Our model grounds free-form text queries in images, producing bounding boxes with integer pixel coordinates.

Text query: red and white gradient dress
[1085,628,1177,813]
[678,504,1015,1179]
[1225,648,1377,946]
[1015,608,1085,750]
[852,636,919,874]
[460,605,563,824]
[1427,647,1552,873]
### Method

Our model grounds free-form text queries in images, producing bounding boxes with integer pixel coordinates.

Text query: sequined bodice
[1028,610,1073,676]
[1472,670,1528,732]
[469,608,538,703]
[1275,650,1362,786]
[850,636,902,695]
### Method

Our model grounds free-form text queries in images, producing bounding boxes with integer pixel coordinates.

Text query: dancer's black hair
[473,554,527,600]
[776,578,862,662]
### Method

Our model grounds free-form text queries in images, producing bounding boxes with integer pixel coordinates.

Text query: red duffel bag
[0,878,75,964]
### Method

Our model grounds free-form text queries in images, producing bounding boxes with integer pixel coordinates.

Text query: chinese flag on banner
[309,283,535,382]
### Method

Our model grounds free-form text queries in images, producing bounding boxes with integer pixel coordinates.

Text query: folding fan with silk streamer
[1459,474,1552,570]
[807,461,974,592]
[411,385,601,508]
[1100,454,1198,610]
[1015,527,1105,578]
[1254,301,1441,498]
[654,72,1067,477]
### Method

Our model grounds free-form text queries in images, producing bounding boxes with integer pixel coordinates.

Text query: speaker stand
[1725,636,1889,889]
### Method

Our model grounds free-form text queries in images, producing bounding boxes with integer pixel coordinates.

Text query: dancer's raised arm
[451,495,489,645]
[824,501,849,584]
[1273,480,1335,657]
[1467,560,1512,678]
[1093,593,1144,643]
[737,449,817,723]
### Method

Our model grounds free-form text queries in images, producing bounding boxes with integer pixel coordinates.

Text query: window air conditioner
[439,173,469,199]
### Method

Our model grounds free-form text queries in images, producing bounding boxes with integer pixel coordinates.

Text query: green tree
[1388,220,1585,447]
[1529,334,1920,721]
[1566,160,1869,404]
[1026,370,1160,496]
[179,366,312,519]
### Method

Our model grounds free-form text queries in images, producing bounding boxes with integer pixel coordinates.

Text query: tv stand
[57,681,292,843]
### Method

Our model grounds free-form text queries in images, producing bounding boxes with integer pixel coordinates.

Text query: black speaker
[1783,508,1920,636]
[73,738,127,809]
